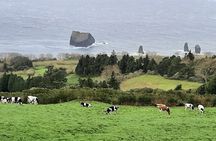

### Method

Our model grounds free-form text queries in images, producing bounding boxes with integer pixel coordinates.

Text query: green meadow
[0,101,215,141]
[121,75,202,91]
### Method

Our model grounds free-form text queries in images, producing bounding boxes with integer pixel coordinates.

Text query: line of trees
[2,56,33,72]
[0,66,67,92]
[79,72,120,90]
[75,54,117,76]
[75,54,195,80]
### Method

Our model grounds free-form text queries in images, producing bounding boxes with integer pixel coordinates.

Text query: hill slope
[0,102,215,141]
[120,75,202,91]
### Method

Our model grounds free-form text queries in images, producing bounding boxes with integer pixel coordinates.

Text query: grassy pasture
[13,59,78,80]
[33,60,78,74]
[121,75,202,91]
[14,66,47,79]
[0,101,215,141]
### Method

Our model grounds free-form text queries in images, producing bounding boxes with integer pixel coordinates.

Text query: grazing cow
[0,96,8,104]
[156,104,170,115]
[8,97,22,104]
[27,96,39,104]
[198,105,205,113]
[185,103,194,110]
[106,105,119,114]
[80,102,91,107]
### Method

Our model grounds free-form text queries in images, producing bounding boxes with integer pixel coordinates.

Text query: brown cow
[156,104,170,115]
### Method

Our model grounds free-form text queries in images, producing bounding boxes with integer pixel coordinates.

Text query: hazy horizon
[0,0,216,56]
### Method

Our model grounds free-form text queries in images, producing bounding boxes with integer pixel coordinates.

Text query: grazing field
[14,66,47,79]
[0,101,215,141]
[13,59,78,79]
[120,75,202,91]
[33,59,78,73]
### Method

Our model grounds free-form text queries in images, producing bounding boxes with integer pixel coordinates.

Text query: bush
[137,95,152,106]
[206,76,216,94]
[0,88,216,107]
[197,84,206,95]
[118,94,136,105]
[212,98,216,107]
[167,98,178,106]
[9,56,33,71]
[174,84,182,90]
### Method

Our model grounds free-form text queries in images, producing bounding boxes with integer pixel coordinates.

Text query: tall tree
[147,58,157,71]
[43,66,67,89]
[0,73,10,92]
[108,71,120,90]
[206,76,216,94]
[143,55,150,73]
[108,54,118,65]
[187,50,195,61]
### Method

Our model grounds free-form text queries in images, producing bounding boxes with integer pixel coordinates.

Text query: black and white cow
[106,105,119,114]
[185,103,194,110]
[8,97,22,104]
[80,102,91,107]
[0,96,8,104]
[27,96,39,104]
[198,105,205,113]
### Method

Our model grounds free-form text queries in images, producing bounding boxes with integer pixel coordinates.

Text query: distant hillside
[120,74,202,91]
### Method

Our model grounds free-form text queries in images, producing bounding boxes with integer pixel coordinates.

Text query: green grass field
[33,59,78,74]
[34,66,47,76]
[0,101,215,141]
[121,75,202,91]
[14,66,47,79]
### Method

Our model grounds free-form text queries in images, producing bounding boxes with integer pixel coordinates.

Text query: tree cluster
[75,54,195,81]
[0,66,67,92]
[75,54,117,76]
[0,73,26,92]
[79,72,120,90]
[9,56,33,71]
[157,56,195,79]
[118,54,157,74]
[26,66,67,89]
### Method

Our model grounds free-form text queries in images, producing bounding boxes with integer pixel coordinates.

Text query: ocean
[0,0,216,56]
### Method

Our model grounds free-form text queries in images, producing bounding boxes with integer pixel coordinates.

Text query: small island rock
[70,31,95,47]
[138,45,144,54]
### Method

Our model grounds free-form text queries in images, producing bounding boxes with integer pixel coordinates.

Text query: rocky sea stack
[70,31,95,47]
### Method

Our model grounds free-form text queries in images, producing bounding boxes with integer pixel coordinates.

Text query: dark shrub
[167,98,178,106]
[206,76,216,94]
[118,95,136,105]
[10,56,33,71]
[174,84,182,90]
[197,84,206,95]
[212,98,216,107]
[137,95,152,106]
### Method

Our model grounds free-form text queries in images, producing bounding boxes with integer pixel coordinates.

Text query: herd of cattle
[0,97,205,115]
[81,102,119,114]
[0,96,39,105]
[81,102,205,115]
[155,103,205,115]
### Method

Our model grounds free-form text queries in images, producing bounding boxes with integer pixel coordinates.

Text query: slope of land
[0,101,215,141]
[120,75,202,91]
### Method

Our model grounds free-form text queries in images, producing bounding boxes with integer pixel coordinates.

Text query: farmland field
[33,60,78,74]
[121,75,202,91]
[0,101,215,141]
